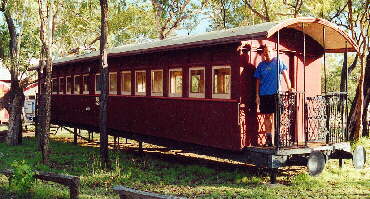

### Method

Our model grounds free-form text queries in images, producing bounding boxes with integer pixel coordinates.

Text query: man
[254,45,293,146]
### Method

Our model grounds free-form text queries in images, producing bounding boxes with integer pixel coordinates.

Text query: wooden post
[270,168,277,184]
[339,158,343,168]
[73,128,77,145]
[139,141,143,152]
[69,177,80,199]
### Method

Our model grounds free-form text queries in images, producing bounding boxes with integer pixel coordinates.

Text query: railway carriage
[47,17,366,182]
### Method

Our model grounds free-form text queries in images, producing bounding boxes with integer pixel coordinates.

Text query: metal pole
[323,27,327,93]
[323,26,331,143]
[345,41,349,141]
[275,30,281,149]
[302,23,307,146]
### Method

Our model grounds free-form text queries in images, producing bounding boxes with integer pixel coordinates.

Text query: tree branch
[244,0,269,22]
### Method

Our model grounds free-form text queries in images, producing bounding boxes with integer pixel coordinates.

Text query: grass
[0,127,369,199]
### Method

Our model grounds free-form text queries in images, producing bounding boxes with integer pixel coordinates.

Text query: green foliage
[0,132,369,198]
[324,53,360,103]
[9,160,35,196]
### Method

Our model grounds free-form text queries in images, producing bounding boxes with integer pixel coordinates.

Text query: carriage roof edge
[52,17,357,67]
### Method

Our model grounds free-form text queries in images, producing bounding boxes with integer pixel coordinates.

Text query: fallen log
[0,169,80,199]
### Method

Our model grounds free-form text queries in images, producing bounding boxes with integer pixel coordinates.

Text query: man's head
[260,45,272,62]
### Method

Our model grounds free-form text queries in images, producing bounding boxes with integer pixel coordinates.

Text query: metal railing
[305,92,348,145]
[275,91,299,148]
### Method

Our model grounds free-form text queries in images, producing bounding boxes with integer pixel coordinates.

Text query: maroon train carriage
[46,17,366,183]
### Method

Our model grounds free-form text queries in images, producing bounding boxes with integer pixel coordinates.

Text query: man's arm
[256,79,260,105]
[282,70,293,91]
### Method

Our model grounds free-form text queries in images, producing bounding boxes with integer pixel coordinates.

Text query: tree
[329,0,369,140]
[99,0,110,169]
[0,0,38,146]
[37,0,56,164]
[150,0,204,39]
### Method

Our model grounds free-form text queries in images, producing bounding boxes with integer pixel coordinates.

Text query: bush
[9,160,35,196]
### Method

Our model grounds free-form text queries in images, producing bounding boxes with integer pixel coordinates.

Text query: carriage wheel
[352,146,366,169]
[307,151,326,176]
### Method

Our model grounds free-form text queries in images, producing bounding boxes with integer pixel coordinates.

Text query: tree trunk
[6,83,24,145]
[348,53,366,140]
[1,1,25,146]
[362,52,370,136]
[37,0,54,165]
[99,0,110,169]
[37,64,52,164]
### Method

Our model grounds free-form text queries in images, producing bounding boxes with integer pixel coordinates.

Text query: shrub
[9,160,35,196]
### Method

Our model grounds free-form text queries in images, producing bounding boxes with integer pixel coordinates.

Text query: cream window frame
[52,78,58,94]
[212,65,231,99]
[151,69,163,97]
[135,70,146,96]
[74,75,81,95]
[59,77,65,94]
[109,72,118,95]
[82,74,89,94]
[168,68,182,97]
[66,76,72,94]
[121,71,131,95]
[189,67,205,98]
[95,73,101,94]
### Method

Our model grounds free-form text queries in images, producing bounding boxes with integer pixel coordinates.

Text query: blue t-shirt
[253,58,288,96]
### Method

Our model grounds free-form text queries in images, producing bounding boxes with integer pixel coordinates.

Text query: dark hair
[257,44,268,54]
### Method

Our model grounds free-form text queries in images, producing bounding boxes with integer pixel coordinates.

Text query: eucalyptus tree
[37,0,57,164]
[150,0,206,39]
[205,0,306,30]
[99,0,110,169]
[0,0,39,146]
[50,0,157,57]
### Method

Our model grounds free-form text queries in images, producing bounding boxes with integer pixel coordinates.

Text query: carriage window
[83,74,89,94]
[74,75,81,94]
[66,76,72,94]
[169,68,182,97]
[95,73,101,94]
[135,70,146,95]
[52,78,58,94]
[151,70,163,96]
[189,67,205,98]
[121,71,131,95]
[59,77,65,94]
[212,66,231,99]
[109,72,117,95]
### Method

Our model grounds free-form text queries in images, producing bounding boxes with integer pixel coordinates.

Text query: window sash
[212,66,231,99]
[59,77,65,94]
[135,71,146,95]
[151,70,163,96]
[121,71,131,95]
[66,76,72,94]
[109,73,118,94]
[169,69,182,97]
[189,67,205,98]
[74,75,81,94]
[83,75,89,94]
[95,74,101,94]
